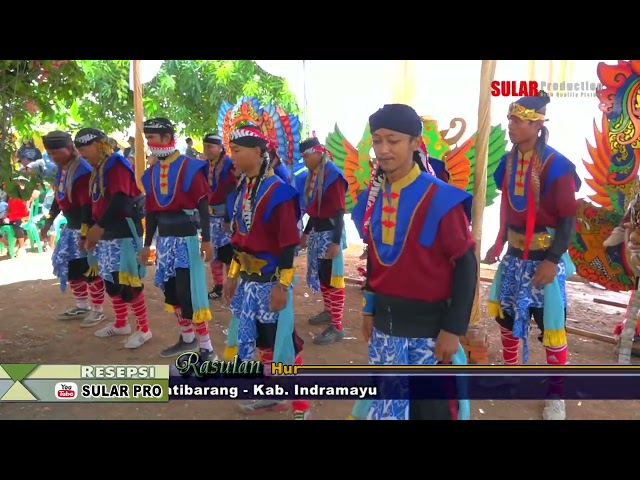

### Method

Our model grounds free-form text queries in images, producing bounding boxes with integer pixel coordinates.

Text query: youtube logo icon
[55,382,78,400]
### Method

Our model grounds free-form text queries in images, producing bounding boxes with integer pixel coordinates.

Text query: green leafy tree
[0,60,299,198]
[74,60,301,138]
[0,60,86,198]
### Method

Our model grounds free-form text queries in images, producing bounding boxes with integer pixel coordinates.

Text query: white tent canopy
[255,60,616,254]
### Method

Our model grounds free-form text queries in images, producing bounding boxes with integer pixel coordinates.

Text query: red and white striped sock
[291,353,310,412]
[87,278,105,312]
[69,279,89,309]
[545,345,568,365]
[210,260,224,286]
[130,292,149,333]
[545,345,568,397]
[499,326,520,365]
[110,295,129,328]
[258,348,274,376]
[174,306,195,343]
[320,285,345,330]
[194,322,213,351]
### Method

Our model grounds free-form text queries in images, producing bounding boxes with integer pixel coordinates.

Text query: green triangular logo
[1,381,36,401]
[1,364,39,382]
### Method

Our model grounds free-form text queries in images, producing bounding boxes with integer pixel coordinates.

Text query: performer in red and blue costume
[77,128,151,350]
[222,125,310,420]
[298,137,348,345]
[140,117,216,360]
[202,133,237,300]
[350,103,475,420]
[41,130,106,327]
[268,141,290,184]
[484,92,580,421]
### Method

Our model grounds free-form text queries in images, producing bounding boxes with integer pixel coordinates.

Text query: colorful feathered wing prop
[325,116,507,212]
[217,96,303,175]
[440,122,508,207]
[568,60,640,292]
[325,123,370,213]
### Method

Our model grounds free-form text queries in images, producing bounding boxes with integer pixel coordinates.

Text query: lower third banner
[167,373,640,400]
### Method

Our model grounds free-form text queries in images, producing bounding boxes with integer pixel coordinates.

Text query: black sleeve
[43,198,61,231]
[441,247,477,336]
[81,204,93,230]
[96,192,130,229]
[331,209,345,244]
[546,216,575,264]
[198,196,211,242]
[278,245,296,269]
[144,212,158,247]
[303,219,313,234]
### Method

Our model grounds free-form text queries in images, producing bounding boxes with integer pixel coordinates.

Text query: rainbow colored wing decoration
[325,123,365,213]
[568,60,640,291]
[216,96,302,174]
[462,125,508,206]
[421,117,452,160]
[428,121,507,207]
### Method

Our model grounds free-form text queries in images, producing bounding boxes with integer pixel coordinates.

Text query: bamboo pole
[468,60,497,328]
[391,60,417,105]
[132,60,146,193]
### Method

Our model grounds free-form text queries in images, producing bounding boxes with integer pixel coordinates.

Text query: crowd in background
[0,134,209,258]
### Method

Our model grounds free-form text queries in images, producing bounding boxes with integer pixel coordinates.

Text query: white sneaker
[542,399,566,420]
[57,306,91,320]
[95,323,132,338]
[80,310,106,327]
[124,330,152,349]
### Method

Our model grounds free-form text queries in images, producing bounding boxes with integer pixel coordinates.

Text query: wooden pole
[463,60,497,364]
[470,60,497,322]
[391,60,417,105]
[132,60,145,193]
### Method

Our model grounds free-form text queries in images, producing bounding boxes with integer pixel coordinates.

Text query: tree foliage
[0,60,86,198]
[0,60,299,198]
[74,60,300,138]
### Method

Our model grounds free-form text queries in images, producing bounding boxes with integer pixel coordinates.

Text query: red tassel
[523,158,537,261]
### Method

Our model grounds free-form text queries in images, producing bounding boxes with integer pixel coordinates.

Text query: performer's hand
[630,244,640,256]
[435,330,460,364]
[482,244,500,264]
[86,225,104,244]
[300,233,309,249]
[200,241,214,263]
[222,221,231,232]
[325,243,340,259]
[78,239,86,252]
[362,314,373,343]
[85,239,97,251]
[139,246,151,265]
[622,223,640,254]
[532,259,557,286]
[270,283,288,311]
[223,277,238,303]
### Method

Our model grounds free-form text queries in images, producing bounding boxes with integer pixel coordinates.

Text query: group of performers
[40,91,579,421]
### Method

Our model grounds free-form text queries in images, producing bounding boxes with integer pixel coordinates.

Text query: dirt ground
[1,244,638,420]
